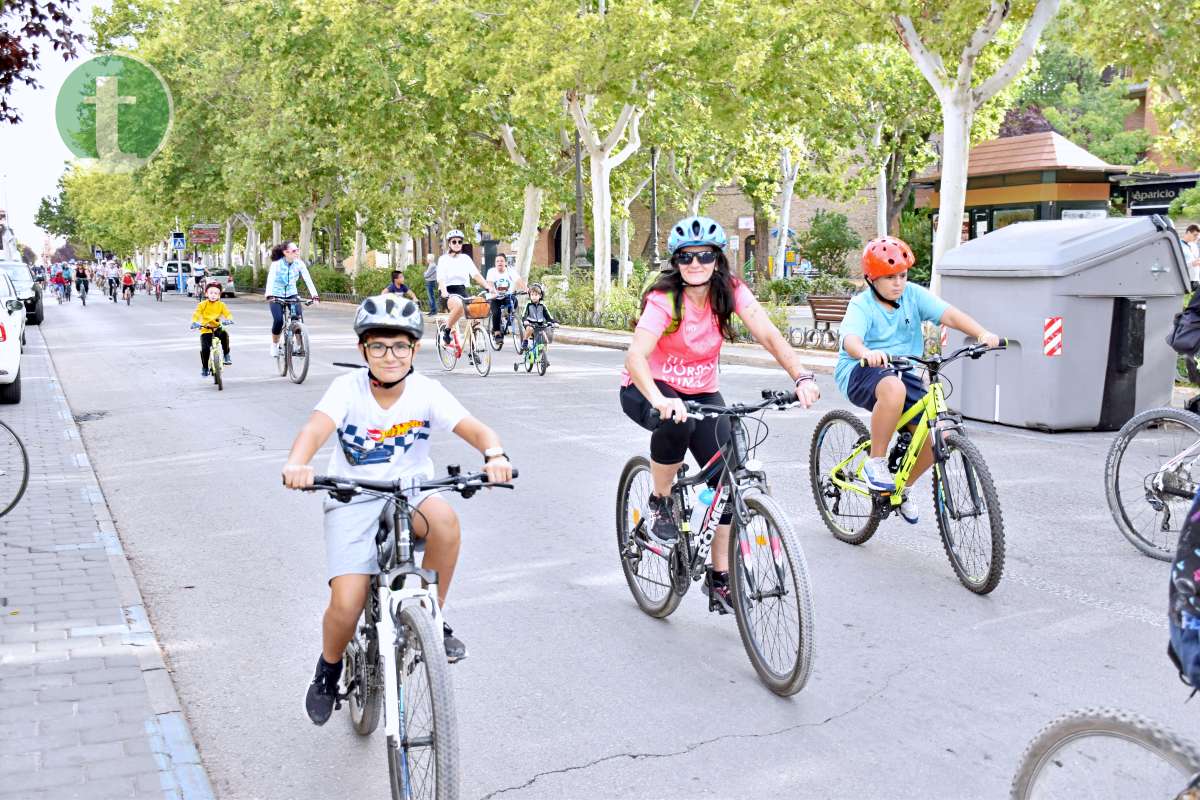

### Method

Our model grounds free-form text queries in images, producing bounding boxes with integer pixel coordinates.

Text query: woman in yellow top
[190,282,234,376]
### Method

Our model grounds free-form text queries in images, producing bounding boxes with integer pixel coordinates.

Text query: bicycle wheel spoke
[1113,415,1200,557]
[739,516,799,676]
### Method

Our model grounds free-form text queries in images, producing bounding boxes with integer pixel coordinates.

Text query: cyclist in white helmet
[436,229,495,345]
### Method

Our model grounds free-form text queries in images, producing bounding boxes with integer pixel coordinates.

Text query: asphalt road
[36,289,1184,799]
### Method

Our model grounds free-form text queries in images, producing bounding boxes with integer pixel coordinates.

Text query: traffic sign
[189,224,220,245]
[171,232,186,251]
[93,247,102,261]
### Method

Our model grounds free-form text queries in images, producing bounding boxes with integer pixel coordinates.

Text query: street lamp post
[572,129,589,268]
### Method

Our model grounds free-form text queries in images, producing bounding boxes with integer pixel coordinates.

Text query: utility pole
[649,147,660,268]
[572,129,590,268]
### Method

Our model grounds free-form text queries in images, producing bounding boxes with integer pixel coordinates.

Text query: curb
[41,338,216,800]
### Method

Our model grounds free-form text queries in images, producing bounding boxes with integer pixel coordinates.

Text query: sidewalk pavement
[0,326,213,799]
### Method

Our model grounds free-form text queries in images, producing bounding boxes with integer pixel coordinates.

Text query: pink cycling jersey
[621,282,755,394]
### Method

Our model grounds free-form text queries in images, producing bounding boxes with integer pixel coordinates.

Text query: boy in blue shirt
[835,236,997,524]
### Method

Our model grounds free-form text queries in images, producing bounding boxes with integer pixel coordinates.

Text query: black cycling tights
[620,381,732,476]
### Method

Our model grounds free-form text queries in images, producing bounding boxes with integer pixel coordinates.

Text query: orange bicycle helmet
[862,236,915,280]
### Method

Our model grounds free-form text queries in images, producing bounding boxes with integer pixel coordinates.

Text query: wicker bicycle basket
[464,296,490,319]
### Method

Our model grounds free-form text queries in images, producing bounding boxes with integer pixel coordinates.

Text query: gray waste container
[939,215,1189,432]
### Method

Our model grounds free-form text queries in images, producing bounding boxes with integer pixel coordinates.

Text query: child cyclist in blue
[281,296,513,726]
[836,236,998,524]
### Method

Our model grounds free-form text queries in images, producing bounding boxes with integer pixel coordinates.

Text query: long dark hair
[641,249,741,341]
[269,243,285,262]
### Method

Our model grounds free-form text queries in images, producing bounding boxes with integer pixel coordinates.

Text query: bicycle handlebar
[648,389,797,425]
[293,467,519,498]
[270,297,315,306]
[858,339,1008,370]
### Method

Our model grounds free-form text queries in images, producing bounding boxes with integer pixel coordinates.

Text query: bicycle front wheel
[1011,708,1200,800]
[470,327,490,376]
[809,410,882,545]
[730,493,815,696]
[387,605,459,800]
[933,432,1005,594]
[288,324,310,384]
[0,421,30,518]
[276,336,289,376]
[615,456,681,618]
[1105,407,1200,561]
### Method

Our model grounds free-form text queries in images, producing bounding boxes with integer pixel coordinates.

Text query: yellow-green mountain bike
[808,341,1008,594]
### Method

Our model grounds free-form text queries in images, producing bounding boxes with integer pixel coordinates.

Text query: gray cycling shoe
[645,494,679,546]
[443,623,467,663]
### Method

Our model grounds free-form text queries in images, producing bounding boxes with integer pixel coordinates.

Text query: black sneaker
[305,656,342,726]
[201,368,209,377]
[443,623,467,663]
[441,327,452,345]
[645,494,679,546]
[702,568,733,615]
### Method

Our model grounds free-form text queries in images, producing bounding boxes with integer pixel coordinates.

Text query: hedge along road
[38,292,1181,798]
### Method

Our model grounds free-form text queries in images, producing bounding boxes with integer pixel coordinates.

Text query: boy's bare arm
[452,416,512,483]
[282,411,337,488]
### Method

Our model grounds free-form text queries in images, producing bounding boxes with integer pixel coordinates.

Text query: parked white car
[163,260,193,292]
[194,266,235,297]
[0,271,28,403]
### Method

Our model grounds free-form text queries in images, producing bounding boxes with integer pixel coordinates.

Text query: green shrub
[797,210,860,276]
[310,265,351,294]
[763,277,811,304]
[899,210,933,285]
[808,273,856,296]
[234,267,263,290]
[353,268,392,297]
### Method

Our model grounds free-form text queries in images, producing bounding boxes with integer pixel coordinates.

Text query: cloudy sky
[0,1,102,255]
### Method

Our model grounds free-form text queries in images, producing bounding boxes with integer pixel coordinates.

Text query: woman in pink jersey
[620,216,821,612]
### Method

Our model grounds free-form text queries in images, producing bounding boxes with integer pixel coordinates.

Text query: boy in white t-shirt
[282,294,512,726]
[485,252,527,345]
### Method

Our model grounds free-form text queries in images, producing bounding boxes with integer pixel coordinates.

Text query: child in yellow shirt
[191,282,233,376]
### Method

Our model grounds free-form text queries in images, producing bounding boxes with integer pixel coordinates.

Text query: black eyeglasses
[363,341,415,358]
[673,251,718,266]
[449,239,463,245]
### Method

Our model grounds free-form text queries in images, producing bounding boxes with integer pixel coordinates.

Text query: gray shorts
[323,491,433,582]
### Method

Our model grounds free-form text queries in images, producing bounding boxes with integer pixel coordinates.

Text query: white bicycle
[302,467,516,800]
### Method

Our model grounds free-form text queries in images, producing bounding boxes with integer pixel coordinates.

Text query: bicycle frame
[828,381,948,508]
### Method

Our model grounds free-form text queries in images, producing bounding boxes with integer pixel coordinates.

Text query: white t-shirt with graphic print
[485,267,518,294]
[315,369,469,482]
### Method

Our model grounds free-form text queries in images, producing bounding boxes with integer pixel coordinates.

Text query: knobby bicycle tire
[730,493,815,696]
[1011,707,1200,800]
[0,420,29,519]
[386,605,459,800]
[1104,407,1200,562]
[615,456,681,619]
[933,432,1005,594]
[347,595,382,736]
[809,409,882,545]
[288,324,310,384]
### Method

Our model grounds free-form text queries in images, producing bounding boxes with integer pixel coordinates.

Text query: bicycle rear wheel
[509,315,522,354]
[288,324,310,384]
[730,493,815,696]
[387,605,458,800]
[345,593,382,736]
[809,410,882,545]
[615,456,681,618]
[471,326,490,376]
[933,432,1005,594]
[0,420,29,519]
[1011,708,1200,800]
[435,325,457,371]
[1105,407,1200,561]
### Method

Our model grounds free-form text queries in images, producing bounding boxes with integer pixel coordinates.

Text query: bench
[796,295,851,349]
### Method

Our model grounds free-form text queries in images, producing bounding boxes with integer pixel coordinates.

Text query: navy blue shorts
[846,365,926,413]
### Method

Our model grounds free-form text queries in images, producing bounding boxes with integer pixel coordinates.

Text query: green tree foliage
[1042,82,1150,165]
[1170,188,1200,221]
[797,211,861,276]
[899,209,933,285]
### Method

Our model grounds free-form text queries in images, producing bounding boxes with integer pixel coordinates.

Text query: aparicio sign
[1127,183,1196,207]
[189,223,221,245]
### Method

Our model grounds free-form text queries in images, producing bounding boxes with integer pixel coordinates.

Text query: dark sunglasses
[363,341,416,358]
[673,251,718,266]
[449,239,463,245]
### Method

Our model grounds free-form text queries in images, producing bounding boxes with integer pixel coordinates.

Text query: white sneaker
[270,343,279,357]
[863,457,896,492]
[899,490,919,524]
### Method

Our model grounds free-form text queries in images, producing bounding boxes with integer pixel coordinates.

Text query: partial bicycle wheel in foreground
[0,420,29,518]
[1011,707,1200,799]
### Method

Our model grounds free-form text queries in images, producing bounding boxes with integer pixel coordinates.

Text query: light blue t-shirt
[834,284,949,396]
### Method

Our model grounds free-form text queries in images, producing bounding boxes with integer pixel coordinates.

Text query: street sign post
[189,223,220,246]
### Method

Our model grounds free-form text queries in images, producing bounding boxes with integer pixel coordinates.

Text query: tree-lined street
[27,294,1184,798]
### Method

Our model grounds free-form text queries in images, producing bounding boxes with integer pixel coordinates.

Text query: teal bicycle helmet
[667,216,727,254]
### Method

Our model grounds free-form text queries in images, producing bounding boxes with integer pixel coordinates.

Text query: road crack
[478,665,907,800]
